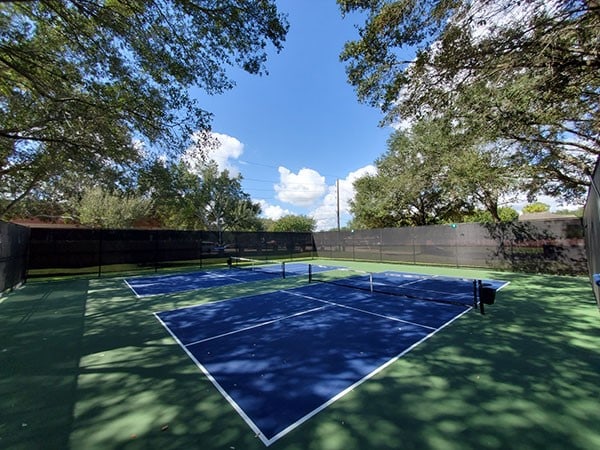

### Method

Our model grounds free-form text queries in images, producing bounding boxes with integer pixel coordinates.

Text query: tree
[555,207,584,218]
[448,139,526,222]
[1,145,145,221]
[271,215,316,232]
[350,174,401,229]
[522,202,551,213]
[259,218,276,232]
[350,118,521,227]
[0,1,288,217]
[351,127,471,227]
[344,217,363,231]
[199,165,263,235]
[338,0,599,203]
[77,186,151,228]
[464,207,519,224]
[138,159,262,232]
[137,159,202,229]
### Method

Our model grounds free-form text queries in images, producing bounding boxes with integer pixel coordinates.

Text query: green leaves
[270,215,316,233]
[138,160,262,231]
[0,0,288,218]
[77,187,151,229]
[340,0,599,202]
[350,117,525,226]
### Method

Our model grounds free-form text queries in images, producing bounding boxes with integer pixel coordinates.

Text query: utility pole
[336,179,340,232]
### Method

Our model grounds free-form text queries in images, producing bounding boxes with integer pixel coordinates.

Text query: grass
[1,259,599,450]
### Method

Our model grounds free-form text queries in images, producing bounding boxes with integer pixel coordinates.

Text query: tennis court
[125,259,340,297]
[155,271,508,445]
[1,259,599,450]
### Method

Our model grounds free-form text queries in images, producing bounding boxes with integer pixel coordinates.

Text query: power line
[239,159,348,180]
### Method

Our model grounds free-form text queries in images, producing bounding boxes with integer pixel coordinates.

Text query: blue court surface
[155,272,508,446]
[125,262,338,297]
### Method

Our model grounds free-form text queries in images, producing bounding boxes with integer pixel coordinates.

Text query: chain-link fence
[583,158,600,309]
[27,228,315,277]
[314,219,586,275]
[0,220,30,293]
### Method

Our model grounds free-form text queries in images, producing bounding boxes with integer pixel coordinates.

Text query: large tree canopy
[138,159,262,231]
[0,0,288,217]
[339,0,599,202]
[350,117,525,227]
[271,214,316,232]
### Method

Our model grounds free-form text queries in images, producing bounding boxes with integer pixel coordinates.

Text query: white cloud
[256,200,292,221]
[183,131,244,176]
[310,165,377,231]
[209,132,244,175]
[275,167,327,207]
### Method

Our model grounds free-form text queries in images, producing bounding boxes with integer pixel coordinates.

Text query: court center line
[184,304,331,348]
[283,289,440,331]
[226,275,256,283]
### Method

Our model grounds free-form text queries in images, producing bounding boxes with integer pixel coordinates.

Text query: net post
[473,279,478,308]
[477,280,485,314]
[308,264,313,282]
[282,261,286,279]
[227,256,232,269]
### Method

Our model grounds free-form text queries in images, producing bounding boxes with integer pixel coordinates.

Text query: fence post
[153,231,159,273]
[97,229,103,278]
[455,225,459,268]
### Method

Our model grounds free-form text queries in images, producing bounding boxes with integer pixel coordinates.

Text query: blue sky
[186,0,574,229]
[189,0,400,230]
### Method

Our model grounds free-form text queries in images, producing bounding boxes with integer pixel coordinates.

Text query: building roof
[518,212,578,221]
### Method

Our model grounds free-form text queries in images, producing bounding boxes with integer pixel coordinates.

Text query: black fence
[0,220,30,293]
[314,219,586,275]
[27,228,315,277]
[13,216,590,280]
[583,158,600,309]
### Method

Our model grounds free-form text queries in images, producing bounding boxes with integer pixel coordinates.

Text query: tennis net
[308,264,487,313]
[228,256,286,278]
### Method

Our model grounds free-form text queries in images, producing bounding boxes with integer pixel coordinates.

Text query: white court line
[283,289,441,331]
[154,286,289,315]
[184,305,330,347]
[496,281,511,290]
[262,298,472,447]
[154,311,271,446]
[123,269,258,298]
[123,279,142,298]
[155,285,473,447]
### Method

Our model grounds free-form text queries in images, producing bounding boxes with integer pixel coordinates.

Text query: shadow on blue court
[155,274,507,445]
